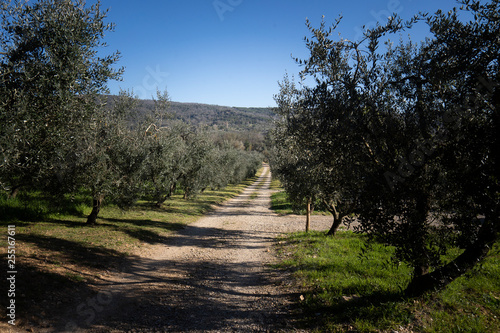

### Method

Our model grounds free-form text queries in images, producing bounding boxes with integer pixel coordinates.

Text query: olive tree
[271,18,394,236]
[81,90,146,224]
[354,0,499,297]
[389,0,499,296]
[0,0,122,200]
[273,0,499,297]
[178,128,218,199]
[141,122,186,206]
[271,75,324,231]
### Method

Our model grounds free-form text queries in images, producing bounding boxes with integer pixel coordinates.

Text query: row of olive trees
[271,0,499,298]
[0,0,262,224]
[139,97,262,208]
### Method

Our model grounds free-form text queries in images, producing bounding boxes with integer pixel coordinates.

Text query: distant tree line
[0,0,262,224]
[271,0,499,297]
[125,99,274,157]
[127,98,274,134]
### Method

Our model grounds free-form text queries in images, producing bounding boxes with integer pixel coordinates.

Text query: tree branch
[362,136,382,166]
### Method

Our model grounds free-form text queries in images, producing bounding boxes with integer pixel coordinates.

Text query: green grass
[269,176,282,191]
[269,180,329,216]
[270,190,295,214]
[275,231,500,332]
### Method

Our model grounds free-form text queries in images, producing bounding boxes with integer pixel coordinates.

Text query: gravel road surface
[61,164,334,332]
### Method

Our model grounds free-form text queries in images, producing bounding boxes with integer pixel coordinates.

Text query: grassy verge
[274,231,500,332]
[0,181,257,253]
[270,190,295,214]
[0,172,260,327]
[269,179,329,216]
[269,177,299,214]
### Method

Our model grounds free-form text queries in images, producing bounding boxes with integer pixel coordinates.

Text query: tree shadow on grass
[136,199,218,216]
[0,260,105,330]
[297,290,412,331]
[4,215,186,249]
[3,233,150,329]
[0,192,88,222]
[98,217,186,232]
[94,217,187,245]
[99,221,174,245]
[17,234,126,270]
[161,202,216,216]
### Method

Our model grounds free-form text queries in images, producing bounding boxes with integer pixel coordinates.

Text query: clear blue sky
[100,0,462,107]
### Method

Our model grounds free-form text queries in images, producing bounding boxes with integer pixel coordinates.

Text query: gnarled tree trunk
[405,214,499,298]
[410,195,431,279]
[8,184,26,199]
[155,196,168,208]
[86,195,104,225]
[325,201,344,236]
[327,213,343,236]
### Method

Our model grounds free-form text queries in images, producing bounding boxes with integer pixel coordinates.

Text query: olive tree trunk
[86,195,104,225]
[325,201,344,236]
[405,214,499,298]
[327,213,343,236]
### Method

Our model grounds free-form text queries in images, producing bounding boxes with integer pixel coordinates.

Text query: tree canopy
[271,0,499,297]
[0,0,122,197]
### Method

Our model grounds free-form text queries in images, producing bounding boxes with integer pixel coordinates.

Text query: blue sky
[100,0,462,107]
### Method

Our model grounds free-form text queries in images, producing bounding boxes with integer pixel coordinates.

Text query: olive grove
[0,0,262,224]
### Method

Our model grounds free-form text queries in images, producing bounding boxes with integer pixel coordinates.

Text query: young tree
[142,124,186,207]
[178,128,217,199]
[138,89,183,207]
[271,76,322,231]
[271,19,394,236]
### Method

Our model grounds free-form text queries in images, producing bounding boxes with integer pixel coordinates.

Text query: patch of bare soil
[3,165,334,332]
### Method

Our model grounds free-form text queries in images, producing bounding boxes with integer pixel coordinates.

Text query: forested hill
[108,95,275,133]
[169,102,274,132]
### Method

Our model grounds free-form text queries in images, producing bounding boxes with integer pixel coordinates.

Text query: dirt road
[58,164,332,332]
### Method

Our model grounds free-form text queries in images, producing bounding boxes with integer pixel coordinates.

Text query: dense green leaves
[0,0,122,196]
[271,0,499,296]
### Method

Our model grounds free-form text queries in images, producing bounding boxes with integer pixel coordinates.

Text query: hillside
[103,95,274,153]
[119,97,275,133]
[170,102,274,132]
